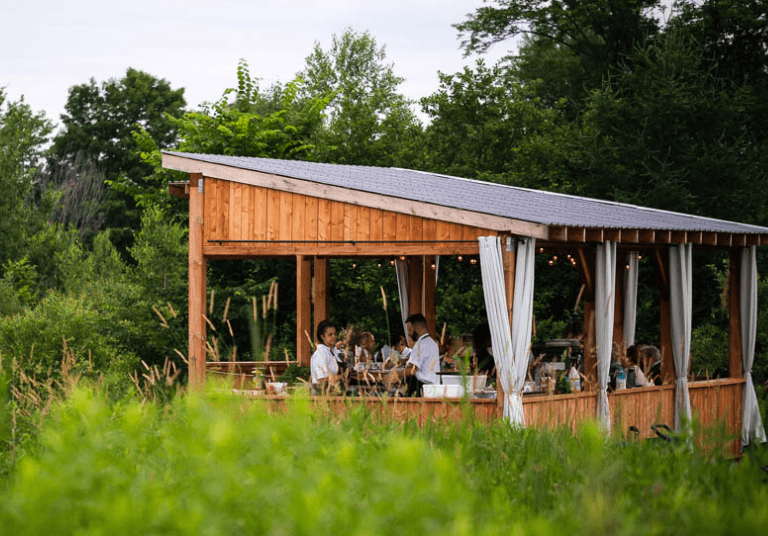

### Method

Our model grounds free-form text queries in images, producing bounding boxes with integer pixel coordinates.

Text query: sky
[1,0,512,130]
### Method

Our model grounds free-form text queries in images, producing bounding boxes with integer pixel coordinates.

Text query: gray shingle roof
[164,151,768,235]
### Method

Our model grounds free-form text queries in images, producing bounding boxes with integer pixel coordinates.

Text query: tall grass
[1,384,767,535]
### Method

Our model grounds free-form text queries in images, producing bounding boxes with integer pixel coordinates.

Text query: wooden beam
[313,257,330,340]
[733,234,747,247]
[424,255,437,338]
[728,249,743,379]
[202,242,481,258]
[585,228,604,242]
[622,229,640,244]
[296,255,312,366]
[656,231,672,244]
[702,232,718,246]
[671,231,687,244]
[746,234,760,246]
[569,227,587,242]
[638,229,656,244]
[576,247,595,297]
[188,173,207,389]
[604,228,621,242]
[549,226,568,242]
[162,153,550,239]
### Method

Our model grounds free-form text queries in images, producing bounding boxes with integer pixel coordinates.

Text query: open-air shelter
[164,151,767,453]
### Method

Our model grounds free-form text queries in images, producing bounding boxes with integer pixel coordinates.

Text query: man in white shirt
[397,313,440,396]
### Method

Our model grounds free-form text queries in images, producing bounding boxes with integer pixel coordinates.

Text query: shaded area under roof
[163,151,768,236]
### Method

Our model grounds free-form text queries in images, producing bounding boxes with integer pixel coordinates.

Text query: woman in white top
[310,320,342,392]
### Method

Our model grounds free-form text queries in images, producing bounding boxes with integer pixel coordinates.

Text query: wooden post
[408,256,423,317]
[424,255,437,338]
[313,256,330,340]
[296,255,312,366]
[728,249,743,378]
[578,246,597,381]
[499,237,516,411]
[656,249,674,384]
[188,173,207,389]
[503,237,516,329]
[613,256,626,351]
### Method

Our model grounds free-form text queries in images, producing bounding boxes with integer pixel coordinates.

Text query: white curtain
[623,252,640,348]
[740,246,767,445]
[395,259,409,340]
[595,242,617,433]
[478,236,535,426]
[669,243,693,431]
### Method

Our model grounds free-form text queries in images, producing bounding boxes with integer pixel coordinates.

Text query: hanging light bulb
[548,260,554,266]
[389,259,395,266]
[377,261,382,268]
[457,255,463,262]
[399,256,406,261]
[470,258,478,265]
[553,255,558,262]
[539,247,544,253]
[352,262,357,269]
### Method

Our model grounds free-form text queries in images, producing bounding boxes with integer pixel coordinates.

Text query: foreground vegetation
[1,382,767,535]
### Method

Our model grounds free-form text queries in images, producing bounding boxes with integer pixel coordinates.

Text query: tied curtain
[595,242,617,433]
[623,252,640,348]
[740,246,767,445]
[669,243,693,431]
[478,236,535,426]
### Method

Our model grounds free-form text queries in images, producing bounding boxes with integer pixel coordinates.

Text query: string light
[539,247,544,253]
[377,261,382,268]
[548,260,554,266]
[390,259,396,266]
[552,255,558,262]
[457,255,463,262]
[469,258,478,265]
[399,256,406,261]
[431,262,436,269]
[351,262,357,269]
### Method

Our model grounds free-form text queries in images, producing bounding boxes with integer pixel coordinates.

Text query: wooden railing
[221,367,745,454]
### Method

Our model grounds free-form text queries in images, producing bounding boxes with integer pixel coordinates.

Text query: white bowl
[422,384,464,398]
[440,374,486,391]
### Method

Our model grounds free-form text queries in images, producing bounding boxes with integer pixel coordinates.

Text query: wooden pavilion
[164,151,767,453]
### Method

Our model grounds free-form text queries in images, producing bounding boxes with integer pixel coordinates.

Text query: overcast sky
[1,0,513,130]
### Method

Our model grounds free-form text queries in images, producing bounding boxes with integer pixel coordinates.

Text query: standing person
[397,313,440,396]
[311,320,342,393]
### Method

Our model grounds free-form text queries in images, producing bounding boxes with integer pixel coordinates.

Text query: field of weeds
[1,384,767,535]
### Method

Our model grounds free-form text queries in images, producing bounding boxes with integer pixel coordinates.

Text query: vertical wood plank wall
[202,179,493,247]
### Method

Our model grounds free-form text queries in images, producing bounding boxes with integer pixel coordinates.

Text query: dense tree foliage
[298,29,425,168]
[49,68,187,251]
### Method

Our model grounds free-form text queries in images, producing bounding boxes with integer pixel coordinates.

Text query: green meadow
[1,384,767,535]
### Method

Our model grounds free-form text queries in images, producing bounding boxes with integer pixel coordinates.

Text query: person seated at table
[311,320,343,393]
[395,313,440,396]
[356,331,376,363]
[381,334,409,367]
[472,323,495,375]
[626,345,653,388]
[640,344,662,385]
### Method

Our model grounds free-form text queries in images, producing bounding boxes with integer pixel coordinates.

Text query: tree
[297,29,424,167]
[49,68,186,251]
[421,60,574,190]
[455,1,664,81]
[0,89,53,269]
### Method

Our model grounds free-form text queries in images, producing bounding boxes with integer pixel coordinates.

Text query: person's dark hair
[405,313,427,329]
[316,319,335,342]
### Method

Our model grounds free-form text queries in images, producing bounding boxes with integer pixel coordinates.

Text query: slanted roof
[163,151,768,246]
